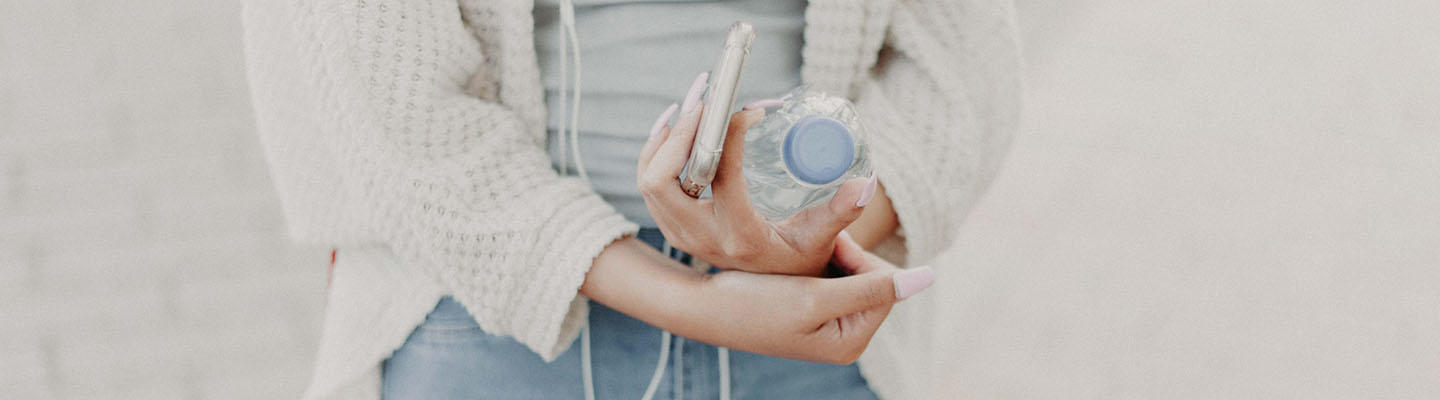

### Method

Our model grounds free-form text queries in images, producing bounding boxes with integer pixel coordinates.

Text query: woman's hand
[581,231,935,364]
[636,73,880,277]
[685,232,935,363]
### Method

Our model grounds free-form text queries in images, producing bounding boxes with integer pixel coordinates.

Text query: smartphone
[680,21,755,198]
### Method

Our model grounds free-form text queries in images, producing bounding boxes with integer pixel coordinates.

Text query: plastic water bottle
[743,86,873,221]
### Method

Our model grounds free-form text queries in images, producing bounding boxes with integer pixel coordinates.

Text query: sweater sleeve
[277,0,636,360]
[851,0,1022,264]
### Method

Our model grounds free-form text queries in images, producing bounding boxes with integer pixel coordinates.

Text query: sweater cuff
[513,190,638,361]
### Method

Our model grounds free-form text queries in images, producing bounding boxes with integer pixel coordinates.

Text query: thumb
[782,172,877,247]
[815,265,934,320]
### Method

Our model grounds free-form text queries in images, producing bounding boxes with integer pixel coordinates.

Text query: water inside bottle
[742,87,872,220]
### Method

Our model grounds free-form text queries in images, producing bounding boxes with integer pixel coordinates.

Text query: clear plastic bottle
[743,86,873,221]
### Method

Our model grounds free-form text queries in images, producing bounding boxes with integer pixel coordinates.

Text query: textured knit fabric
[534,0,806,227]
[240,0,1020,399]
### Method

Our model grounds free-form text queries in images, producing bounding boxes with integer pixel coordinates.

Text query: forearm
[845,182,899,250]
[579,237,711,333]
[575,234,919,364]
[576,237,803,351]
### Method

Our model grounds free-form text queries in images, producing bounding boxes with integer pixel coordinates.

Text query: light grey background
[1,0,1437,398]
[929,0,1440,398]
[1,1,327,398]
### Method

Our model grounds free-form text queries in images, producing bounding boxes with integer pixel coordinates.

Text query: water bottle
[743,86,873,221]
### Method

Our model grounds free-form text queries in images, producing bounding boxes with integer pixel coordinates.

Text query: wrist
[581,237,712,331]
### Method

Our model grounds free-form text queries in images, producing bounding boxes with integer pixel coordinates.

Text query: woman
[242,0,1019,398]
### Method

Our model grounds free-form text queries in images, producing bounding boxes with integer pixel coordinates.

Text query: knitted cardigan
[241,0,1019,398]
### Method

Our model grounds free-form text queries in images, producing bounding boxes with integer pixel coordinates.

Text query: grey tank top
[534,0,805,227]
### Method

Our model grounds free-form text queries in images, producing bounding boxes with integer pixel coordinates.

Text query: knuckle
[727,111,747,127]
[832,200,861,222]
[639,174,666,194]
[727,112,759,136]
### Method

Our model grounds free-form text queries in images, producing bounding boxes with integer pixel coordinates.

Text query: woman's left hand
[636,75,878,277]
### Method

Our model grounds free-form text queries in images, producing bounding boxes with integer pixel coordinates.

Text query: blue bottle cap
[782,116,855,185]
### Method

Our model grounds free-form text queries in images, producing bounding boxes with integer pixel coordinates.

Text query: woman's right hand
[581,231,936,364]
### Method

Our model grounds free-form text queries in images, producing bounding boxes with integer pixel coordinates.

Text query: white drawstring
[558,1,730,398]
[556,0,570,177]
[718,347,731,400]
[583,242,677,400]
[560,3,604,400]
[581,323,596,400]
[673,336,685,398]
[560,2,596,399]
[557,0,587,182]
[561,3,588,183]
[639,246,675,400]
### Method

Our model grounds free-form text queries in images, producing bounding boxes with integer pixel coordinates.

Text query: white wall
[0,1,327,398]
[927,1,1440,398]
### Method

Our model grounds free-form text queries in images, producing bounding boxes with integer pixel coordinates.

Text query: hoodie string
[557,0,587,182]
[560,1,730,398]
[559,1,601,397]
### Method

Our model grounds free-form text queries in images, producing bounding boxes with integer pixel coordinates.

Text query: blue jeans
[382,228,877,399]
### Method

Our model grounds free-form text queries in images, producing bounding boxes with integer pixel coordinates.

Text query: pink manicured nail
[856,171,878,207]
[649,103,679,139]
[681,72,709,114]
[742,98,784,111]
[893,266,935,300]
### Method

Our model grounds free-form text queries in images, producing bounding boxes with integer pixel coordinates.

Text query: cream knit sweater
[242,0,1019,398]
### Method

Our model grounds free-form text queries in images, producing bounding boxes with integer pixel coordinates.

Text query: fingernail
[893,266,935,300]
[649,103,679,139]
[838,229,853,243]
[856,171,878,207]
[742,98,784,111]
[681,72,709,114]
